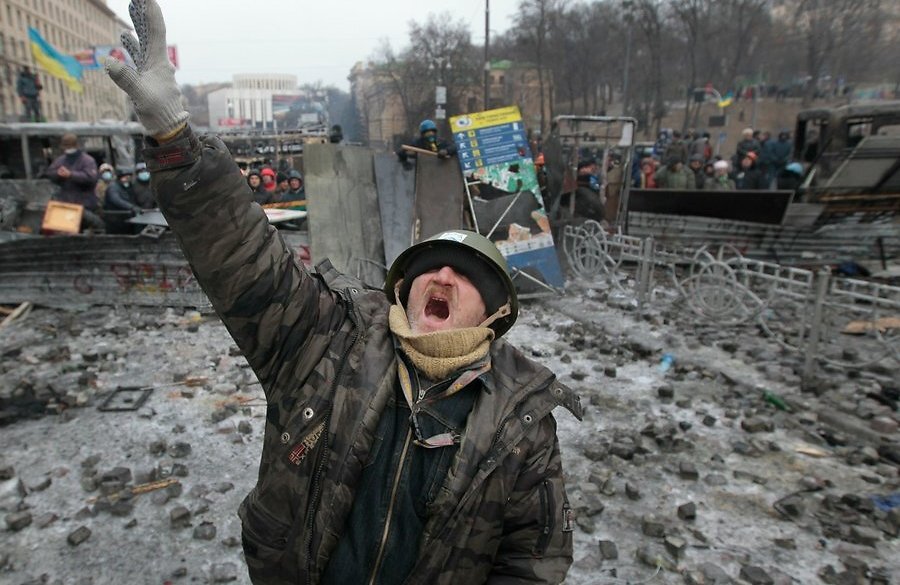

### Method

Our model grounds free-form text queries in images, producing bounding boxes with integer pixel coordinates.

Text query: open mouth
[424,297,450,320]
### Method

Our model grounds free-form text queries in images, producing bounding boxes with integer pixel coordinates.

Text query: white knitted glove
[105,0,188,139]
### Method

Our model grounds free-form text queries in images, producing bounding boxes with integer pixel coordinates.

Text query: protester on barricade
[132,162,155,209]
[46,133,104,231]
[105,5,581,584]
[398,119,458,163]
[103,166,143,234]
[16,66,43,122]
[95,163,115,204]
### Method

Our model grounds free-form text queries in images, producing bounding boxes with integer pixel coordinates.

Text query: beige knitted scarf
[388,304,494,381]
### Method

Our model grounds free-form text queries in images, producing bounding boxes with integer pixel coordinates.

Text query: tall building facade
[348,62,408,151]
[0,0,130,123]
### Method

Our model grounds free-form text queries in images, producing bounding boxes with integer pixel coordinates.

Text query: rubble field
[0,281,898,584]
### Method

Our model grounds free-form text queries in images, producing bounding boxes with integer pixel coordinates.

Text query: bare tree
[406,14,480,122]
[624,0,667,135]
[785,0,883,105]
[671,0,715,131]
[514,0,565,134]
[718,0,768,91]
[371,40,430,139]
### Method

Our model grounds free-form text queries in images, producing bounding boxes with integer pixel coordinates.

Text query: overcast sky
[106,0,520,90]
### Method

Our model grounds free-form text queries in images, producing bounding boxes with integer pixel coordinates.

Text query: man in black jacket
[733,152,767,190]
[103,166,143,233]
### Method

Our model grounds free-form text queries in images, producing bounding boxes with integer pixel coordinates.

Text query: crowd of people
[45,133,155,234]
[241,166,305,208]
[43,133,308,233]
[632,127,805,192]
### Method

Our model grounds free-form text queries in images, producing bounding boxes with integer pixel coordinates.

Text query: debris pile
[0,290,896,584]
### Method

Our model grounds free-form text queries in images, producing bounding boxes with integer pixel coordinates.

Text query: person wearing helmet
[398,119,458,163]
[285,169,305,208]
[104,3,581,583]
[777,161,805,192]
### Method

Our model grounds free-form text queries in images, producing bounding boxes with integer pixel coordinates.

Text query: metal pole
[638,236,654,314]
[622,25,632,116]
[483,0,490,110]
[21,134,32,179]
[802,270,830,385]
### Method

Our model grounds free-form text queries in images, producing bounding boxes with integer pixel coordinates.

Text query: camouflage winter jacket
[146,129,583,585]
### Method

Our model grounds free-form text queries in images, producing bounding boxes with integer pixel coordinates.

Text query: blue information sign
[454,127,528,171]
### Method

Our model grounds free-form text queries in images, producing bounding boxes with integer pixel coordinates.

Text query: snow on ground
[0,284,898,584]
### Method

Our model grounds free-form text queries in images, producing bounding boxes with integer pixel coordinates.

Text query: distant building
[349,59,553,148]
[476,60,553,134]
[207,74,328,133]
[0,0,129,122]
[348,62,408,150]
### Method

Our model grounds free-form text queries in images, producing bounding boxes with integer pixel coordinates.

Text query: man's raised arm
[105,0,343,392]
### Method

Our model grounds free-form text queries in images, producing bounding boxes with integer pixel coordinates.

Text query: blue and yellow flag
[717,91,734,109]
[28,27,83,93]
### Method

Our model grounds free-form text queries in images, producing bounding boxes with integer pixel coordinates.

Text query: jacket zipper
[534,479,553,556]
[367,426,414,585]
[305,299,360,583]
[369,353,421,584]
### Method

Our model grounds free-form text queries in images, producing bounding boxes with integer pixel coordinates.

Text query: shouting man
[106,2,581,584]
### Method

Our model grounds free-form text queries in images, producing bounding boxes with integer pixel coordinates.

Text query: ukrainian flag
[28,27,83,93]
[717,91,734,109]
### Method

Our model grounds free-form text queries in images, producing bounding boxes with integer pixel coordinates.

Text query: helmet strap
[478,301,511,330]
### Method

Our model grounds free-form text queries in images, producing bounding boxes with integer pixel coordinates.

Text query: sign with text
[450,106,564,289]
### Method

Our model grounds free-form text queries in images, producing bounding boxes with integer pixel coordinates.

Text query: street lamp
[429,57,452,120]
